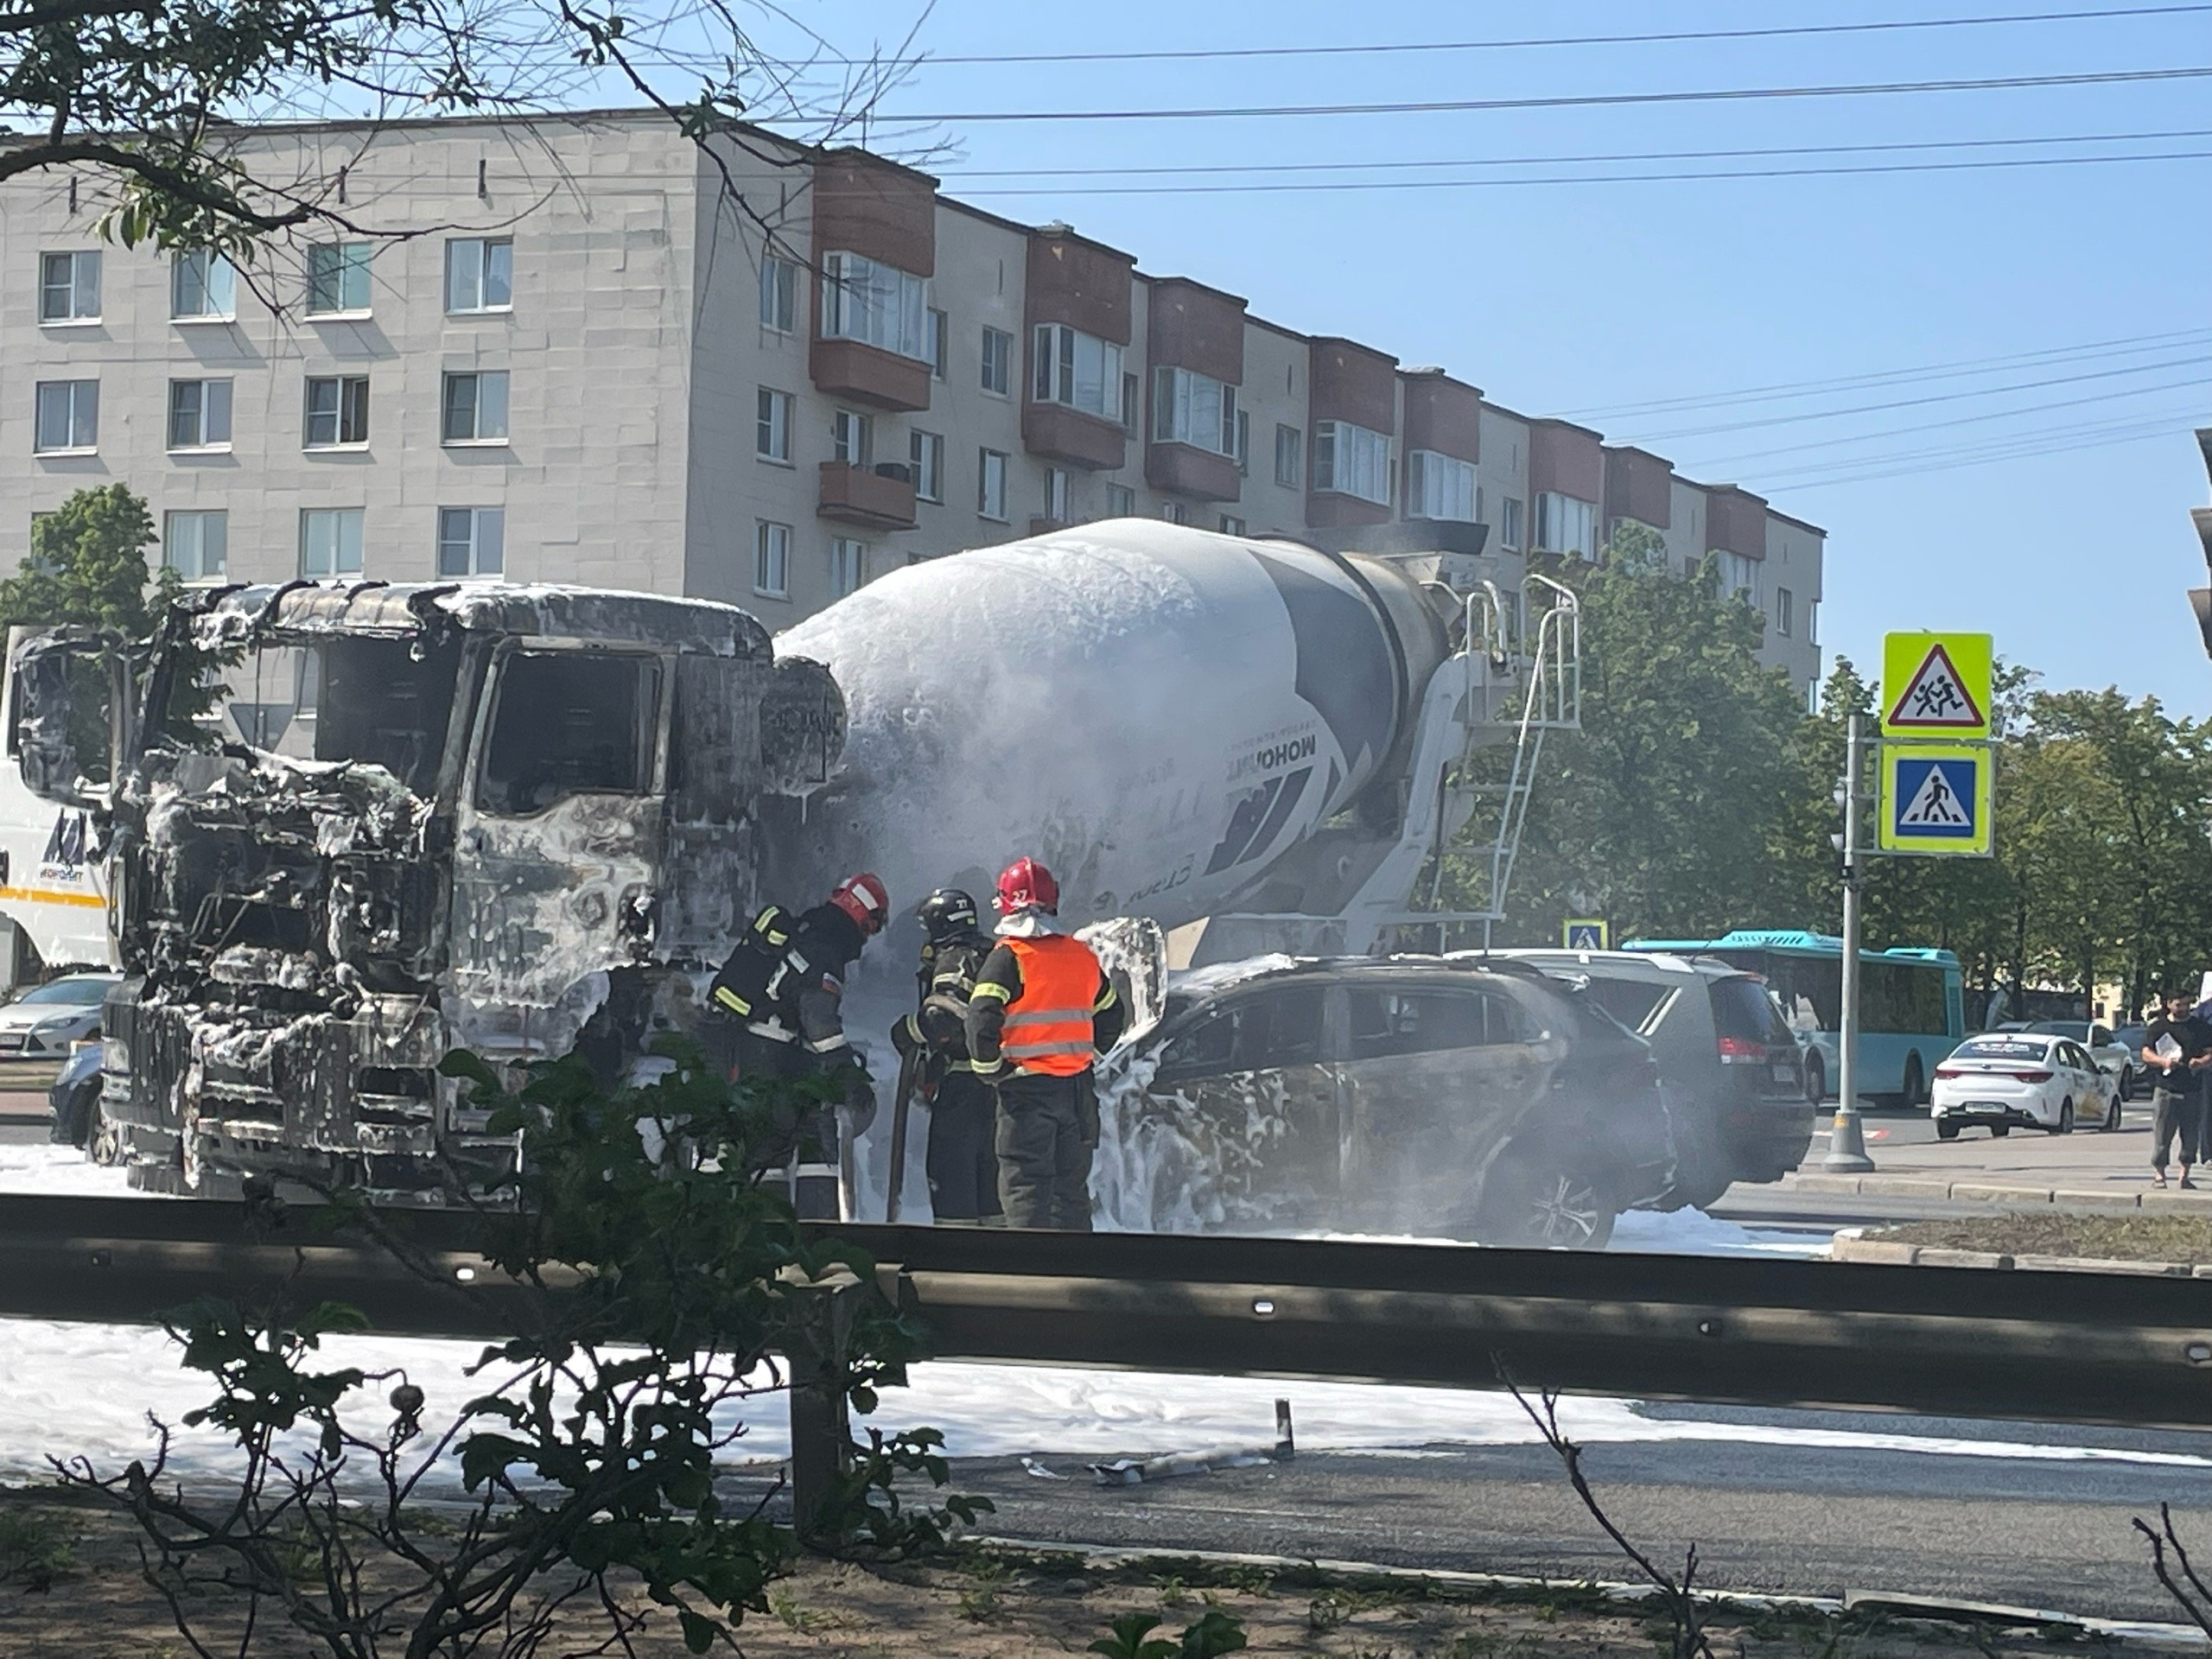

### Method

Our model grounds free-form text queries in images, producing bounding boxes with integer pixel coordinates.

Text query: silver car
[0,973,120,1058]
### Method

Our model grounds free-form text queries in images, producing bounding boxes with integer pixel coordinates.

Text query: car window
[15,976,111,1006]
[1708,977,1793,1046]
[1157,986,1326,1076]
[1954,1037,2050,1061]
[2092,1026,2113,1046]
[2026,1020,2088,1041]
[1576,977,1672,1035]
[479,651,660,817]
[1348,988,1517,1059]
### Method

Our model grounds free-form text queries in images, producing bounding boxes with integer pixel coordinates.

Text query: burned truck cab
[13,581,842,1199]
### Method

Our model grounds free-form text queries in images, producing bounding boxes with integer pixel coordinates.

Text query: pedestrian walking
[964,857,1125,1230]
[2144,987,2212,1188]
[890,887,1003,1225]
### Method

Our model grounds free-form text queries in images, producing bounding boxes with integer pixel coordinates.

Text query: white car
[1931,1033,2120,1139]
[2020,1019,2139,1103]
[0,972,120,1058]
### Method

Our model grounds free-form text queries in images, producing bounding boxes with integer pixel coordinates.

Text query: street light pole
[1825,711,1875,1173]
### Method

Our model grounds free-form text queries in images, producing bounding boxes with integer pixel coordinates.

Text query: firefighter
[705,871,888,1218]
[889,887,1003,1225]
[964,857,1125,1230]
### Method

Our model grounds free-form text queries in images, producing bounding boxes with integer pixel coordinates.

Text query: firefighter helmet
[917,887,980,943]
[994,856,1059,914]
[828,872,890,935]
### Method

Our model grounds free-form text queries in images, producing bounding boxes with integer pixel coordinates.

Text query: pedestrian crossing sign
[1563,918,1609,950]
[1882,632,1993,740]
[1879,744,1993,856]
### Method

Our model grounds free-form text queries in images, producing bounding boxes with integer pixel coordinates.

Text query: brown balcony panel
[1024,402,1128,471]
[810,337,931,412]
[1146,442,1242,503]
[818,461,918,531]
[1306,492,1391,530]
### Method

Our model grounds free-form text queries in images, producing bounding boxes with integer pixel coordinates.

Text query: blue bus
[1624,930,1965,1105]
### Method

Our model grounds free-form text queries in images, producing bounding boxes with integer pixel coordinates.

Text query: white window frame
[300,507,365,578]
[830,537,868,599]
[911,430,944,503]
[437,506,505,579]
[977,448,1008,522]
[304,375,370,448]
[1107,484,1135,517]
[441,370,510,445]
[819,250,928,360]
[760,256,798,334]
[163,510,227,582]
[1151,365,1239,458]
[305,241,372,315]
[1407,450,1477,521]
[444,237,513,314]
[1219,514,1245,536]
[1715,549,1760,604]
[33,380,98,452]
[170,250,236,321]
[927,308,948,380]
[830,407,872,467]
[756,388,793,464]
[38,251,99,324]
[1775,586,1795,639]
[1498,496,1523,551]
[1534,492,1597,560]
[753,520,791,598]
[1313,419,1392,505]
[980,327,1013,397]
[1160,500,1187,525]
[167,378,232,451]
[1045,466,1070,523]
[1274,423,1303,489]
[1031,323,1124,423]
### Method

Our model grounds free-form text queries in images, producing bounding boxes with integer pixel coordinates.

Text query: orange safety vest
[1000,935,1105,1077]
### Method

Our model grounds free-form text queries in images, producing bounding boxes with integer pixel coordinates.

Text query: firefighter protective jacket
[709,901,867,1056]
[897,929,993,1068]
[964,926,1124,1078]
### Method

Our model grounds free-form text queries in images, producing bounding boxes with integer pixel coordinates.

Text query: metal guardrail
[6,1195,2212,1434]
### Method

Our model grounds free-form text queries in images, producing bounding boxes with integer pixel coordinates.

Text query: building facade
[0,110,1825,695]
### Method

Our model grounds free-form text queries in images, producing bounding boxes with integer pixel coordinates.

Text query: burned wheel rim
[1528,1173,1606,1247]
[86,1103,122,1167]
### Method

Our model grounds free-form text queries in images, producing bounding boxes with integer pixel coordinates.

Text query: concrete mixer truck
[3,520,1574,1198]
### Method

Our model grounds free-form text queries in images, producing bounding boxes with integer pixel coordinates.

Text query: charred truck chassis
[16,581,844,1201]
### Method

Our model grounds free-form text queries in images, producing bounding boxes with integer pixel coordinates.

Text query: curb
[1832,1232,2212,1275]
[1783,1173,2212,1211]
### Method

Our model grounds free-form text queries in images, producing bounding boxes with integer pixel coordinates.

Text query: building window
[1808,598,1821,645]
[980,327,1012,397]
[1235,410,1249,474]
[301,507,365,578]
[171,251,235,321]
[1219,514,1245,536]
[911,430,944,503]
[977,448,1008,520]
[33,380,98,452]
[820,250,928,360]
[760,255,798,334]
[445,237,513,313]
[1151,365,1239,457]
[167,378,232,449]
[1122,372,1140,435]
[304,375,370,448]
[830,537,868,599]
[305,241,372,314]
[754,520,791,598]
[163,511,227,582]
[1775,587,1795,639]
[1160,500,1187,525]
[1274,423,1303,488]
[38,251,99,323]
[1313,420,1391,505]
[830,408,872,467]
[927,308,948,379]
[1407,450,1477,521]
[1716,549,1760,604]
[437,507,505,578]
[755,388,793,462]
[441,371,510,443]
[1107,484,1135,517]
[1534,492,1596,559]
[1031,323,1123,423]
[1498,495,1523,551]
[1044,467,1070,523]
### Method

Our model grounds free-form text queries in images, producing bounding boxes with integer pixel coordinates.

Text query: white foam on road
[0,1141,134,1197]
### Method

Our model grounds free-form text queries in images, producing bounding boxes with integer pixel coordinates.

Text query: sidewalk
[1779,1116,2212,1212]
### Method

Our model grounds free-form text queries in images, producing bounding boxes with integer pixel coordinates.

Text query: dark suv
[1093,955,1675,1249]
[1484,950,1812,1210]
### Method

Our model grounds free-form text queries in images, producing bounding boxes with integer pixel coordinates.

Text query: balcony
[810,337,931,412]
[818,461,918,531]
[1023,401,1127,472]
[1145,442,1241,503]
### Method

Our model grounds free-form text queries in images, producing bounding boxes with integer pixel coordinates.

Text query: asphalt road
[957,1406,2212,1623]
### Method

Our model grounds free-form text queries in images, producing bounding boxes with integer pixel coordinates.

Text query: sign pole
[1825,711,1875,1173]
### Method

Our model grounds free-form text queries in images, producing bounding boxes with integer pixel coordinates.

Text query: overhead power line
[1759,411,2202,491]
[916,4,2212,67]
[882,64,2212,126]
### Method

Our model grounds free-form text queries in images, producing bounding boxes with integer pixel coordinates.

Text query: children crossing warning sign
[1881,632,1993,740]
[1879,745,1993,856]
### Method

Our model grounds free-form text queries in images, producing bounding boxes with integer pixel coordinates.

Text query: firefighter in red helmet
[706,871,888,1218]
[963,857,1125,1230]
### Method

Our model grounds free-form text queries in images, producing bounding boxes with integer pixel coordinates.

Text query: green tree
[0,482,173,635]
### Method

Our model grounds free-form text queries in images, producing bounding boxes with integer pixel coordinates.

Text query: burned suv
[12,582,842,1198]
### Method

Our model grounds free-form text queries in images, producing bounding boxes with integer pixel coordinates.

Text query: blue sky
[727,0,2212,710]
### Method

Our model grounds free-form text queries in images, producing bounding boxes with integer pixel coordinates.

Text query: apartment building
[0,109,1824,696]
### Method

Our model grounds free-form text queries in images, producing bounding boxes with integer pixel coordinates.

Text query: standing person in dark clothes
[890,887,1003,1225]
[704,872,889,1217]
[2144,986,2212,1188]
[964,857,1125,1230]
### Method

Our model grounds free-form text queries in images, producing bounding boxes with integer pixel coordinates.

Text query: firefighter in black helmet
[890,887,1002,1224]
